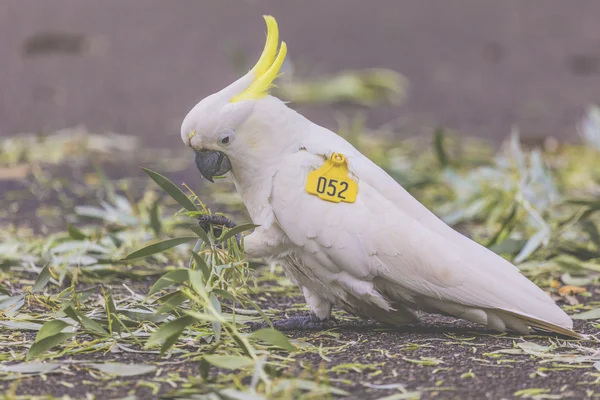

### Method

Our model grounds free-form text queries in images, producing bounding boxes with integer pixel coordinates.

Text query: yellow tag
[306,153,358,203]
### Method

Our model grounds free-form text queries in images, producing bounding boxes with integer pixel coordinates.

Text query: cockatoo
[181,16,581,338]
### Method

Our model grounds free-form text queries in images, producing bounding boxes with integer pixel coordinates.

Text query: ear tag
[306,153,358,203]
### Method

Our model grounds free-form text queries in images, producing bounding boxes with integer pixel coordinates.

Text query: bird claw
[248,314,337,331]
[197,214,241,245]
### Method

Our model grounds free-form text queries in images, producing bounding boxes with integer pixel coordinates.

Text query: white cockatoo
[181,16,581,337]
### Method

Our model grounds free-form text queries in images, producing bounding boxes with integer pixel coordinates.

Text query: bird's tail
[499,310,586,340]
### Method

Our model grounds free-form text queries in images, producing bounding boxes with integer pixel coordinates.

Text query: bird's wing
[270,149,579,338]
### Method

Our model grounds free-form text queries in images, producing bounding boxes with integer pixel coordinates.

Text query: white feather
[267,140,577,336]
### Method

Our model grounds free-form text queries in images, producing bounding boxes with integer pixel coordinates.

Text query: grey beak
[194,150,232,183]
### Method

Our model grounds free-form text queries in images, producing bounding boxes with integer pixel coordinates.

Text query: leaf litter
[2,108,600,399]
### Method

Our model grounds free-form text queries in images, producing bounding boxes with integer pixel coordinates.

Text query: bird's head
[181,16,301,183]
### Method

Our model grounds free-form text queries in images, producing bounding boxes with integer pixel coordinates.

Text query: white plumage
[181,17,580,338]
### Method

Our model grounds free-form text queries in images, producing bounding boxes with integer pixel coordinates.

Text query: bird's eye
[218,131,234,146]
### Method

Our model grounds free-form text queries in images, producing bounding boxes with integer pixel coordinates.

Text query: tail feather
[418,298,585,339]
[501,310,586,340]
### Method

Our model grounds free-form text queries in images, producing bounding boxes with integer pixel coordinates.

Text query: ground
[1,127,600,400]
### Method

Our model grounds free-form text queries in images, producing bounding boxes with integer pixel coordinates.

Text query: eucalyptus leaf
[219,224,258,243]
[67,223,87,240]
[572,308,600,320]
[145,315,195,348]
[149,197,162,237]
[123,236,197,261]
[35,320,72,342]
[273,379,349,396]
[188,269,206,297]
[249,328,295,351]
[1,362,62,375]
[32,265,51,293]
[156,291,188,314]
[486,203,518,248]
[0,321,44,331]
[86,363,156,377]
[191,251,211,281]
[142,168,198,212]
[561,273,594,286]
[0,295,24,311]
[217,389,267,400]
[188,225,211,245]
[104,290,121,335]
[514,228,549,264]
[63,306,108,336]
[434,127,449,168]
[27,333,75,360]
[148,269,190,296]
[210,293,222,343]
[203,355,254,370]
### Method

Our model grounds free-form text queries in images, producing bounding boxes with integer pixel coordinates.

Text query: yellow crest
[231,16,287,103]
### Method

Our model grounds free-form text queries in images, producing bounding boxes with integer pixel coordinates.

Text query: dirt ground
[3,277,597,400]
[1,0,600,146]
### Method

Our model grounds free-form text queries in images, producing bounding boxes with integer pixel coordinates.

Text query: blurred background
[2,0,600,146]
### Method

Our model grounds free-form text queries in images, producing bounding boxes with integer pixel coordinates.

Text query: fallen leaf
[0,164,31,181]
[558,285,587,296]
[86,363,156,377]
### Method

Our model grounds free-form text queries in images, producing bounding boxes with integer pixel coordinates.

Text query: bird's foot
[197,214,241,244]
[249,313,337,331]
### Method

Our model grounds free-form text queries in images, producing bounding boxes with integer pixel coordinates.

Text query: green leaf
[189,225,211,245]
[123,236,197,261]
[0,362,61,375]
[120,310,169,324]
[212,289,238,303]
[210,293,222,343]
[74,206,109,220]
[486,203,518,248]
[273,379,350,396]
[249,328,295,351]
[219,224,258,243]
[0,295,24,311]
[63,306,108,336]
[203,355,254,370]
[156,291,188,314]
[160,333,181,355]
[217,389,267,400]
[183,310,221,323]
[149,197,162,237]
[27,333,75,360]
[514,388,550,397]
[572,308,600,320]
[142,168,198,212]
[514,228,548,264]
[148,269,190,296]
[104,289,121,335]
[86,363,156,377]
[188,269,207,297]
[32,266,51,293]
[191,251,211,281]
[146,315,195,348]
[0,321,44,331]
[434,127,449,168]
[67,223,87,240]
[561,273,594,286]
[35,320,72,342]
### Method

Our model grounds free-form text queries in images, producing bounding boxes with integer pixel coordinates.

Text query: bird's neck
[229,101,314,226]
